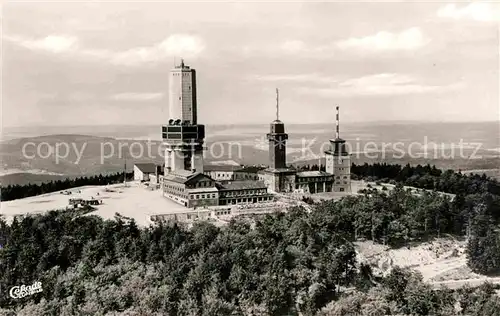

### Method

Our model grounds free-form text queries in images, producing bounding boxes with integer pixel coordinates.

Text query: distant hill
[0,134,269,185]
[1,123,498,186]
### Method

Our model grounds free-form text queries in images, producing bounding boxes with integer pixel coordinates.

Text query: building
[162,61,275,209]
[258,89,299,193]
[148,165,164,188]
[324,106,351,192]
[160,61,351,211]
[134,163,157,181]
[295,171,334,193]
[203,164,265,182]
[203,164,241,181]
[163,59,205,175]
[216,181,274,206]
[169,59,197,124]
[256,90,349,195]
[163,170,218,208]
[233,166,265,181]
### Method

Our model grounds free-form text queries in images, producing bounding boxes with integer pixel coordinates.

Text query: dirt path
[430,277,500,289]
[417,257,467,282]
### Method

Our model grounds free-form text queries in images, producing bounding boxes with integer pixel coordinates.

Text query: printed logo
[9,282,43,299]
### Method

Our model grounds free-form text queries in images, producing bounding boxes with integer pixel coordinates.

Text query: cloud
[437,3,500,22]
[297,73,462,97]
[6,35,79,53]
[107,34,205,66]
[336,27,429,51]
[281,40,307,53]
[110,93,165,101]
[5,33,205,66]
[250,73,338,84]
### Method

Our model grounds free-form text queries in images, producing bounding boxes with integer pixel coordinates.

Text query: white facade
[326,154,351,192]
[134,165,153,181]
[204,170,235,181]
[191,152,204,173]
[168,63,196,124]
[164,148,204,174]
[164,148,185,174]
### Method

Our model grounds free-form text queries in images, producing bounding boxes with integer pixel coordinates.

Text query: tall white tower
[325,106,351,193]
[168,59,197,124]
[162,60,205,174]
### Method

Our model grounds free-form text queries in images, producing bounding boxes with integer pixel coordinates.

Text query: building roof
[173,169,198,178]
[134,163,156,173]
[296,171,332,177]
[203,164,242,172]
[330,137,346,143]
[164,170,200,184]
[234,166,267,174]
[186,187,219,194]
[217,180,268,191]
[163,174,189,184]
[258,167,297,174]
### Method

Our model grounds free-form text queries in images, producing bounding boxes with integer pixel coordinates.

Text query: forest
[1,164,500,315]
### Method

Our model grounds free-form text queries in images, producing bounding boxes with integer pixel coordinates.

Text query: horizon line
[3,119,499,129]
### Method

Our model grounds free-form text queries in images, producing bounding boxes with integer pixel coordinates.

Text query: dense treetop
[1,163,500,315]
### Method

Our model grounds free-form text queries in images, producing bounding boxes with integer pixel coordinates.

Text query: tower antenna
[335,105,340,139]
[123,157,127,185]
[276,88,279,121]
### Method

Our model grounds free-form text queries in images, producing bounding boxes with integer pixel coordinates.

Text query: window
[196,194,199,199]
[201,194,205,199]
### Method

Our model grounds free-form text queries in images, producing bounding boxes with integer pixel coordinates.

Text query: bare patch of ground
[355,238,500,289]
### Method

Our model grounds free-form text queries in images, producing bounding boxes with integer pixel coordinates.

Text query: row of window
[166,192,188,200]
[165,184,185,192]
[220,196,272,204]
[209,172,233,179]
[220,189,266,197]
[297,177,331,183]
[191,193,217,200]
[173,73,191,77]
[335,176,349,179]
[335,181,349,185]
[205,172,261,181]
[194,181,212,188]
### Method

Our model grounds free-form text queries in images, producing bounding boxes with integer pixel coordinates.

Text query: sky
[2,1,500,127]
